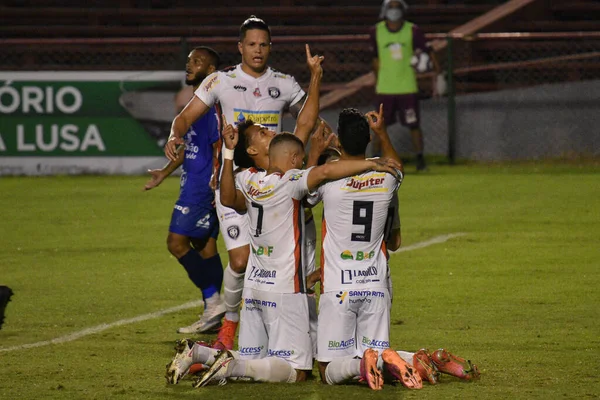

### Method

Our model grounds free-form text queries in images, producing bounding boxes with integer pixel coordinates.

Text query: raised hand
[366,103,386,135]
[305,44,324,79]
[309,121,336,159]
[222,114,238,150]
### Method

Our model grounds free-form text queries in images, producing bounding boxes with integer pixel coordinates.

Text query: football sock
[228,358,297,383]
[397,351,415,365]
[192,344,239,366]
[223,265,244,322]
[202,254,224,298]
[178,250,212,298]
[324,356,361,385]
[178,250,223,301]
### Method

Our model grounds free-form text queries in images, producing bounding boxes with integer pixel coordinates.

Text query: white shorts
[317,288,391,362]
[215,189,250,251]
[238,288,313,370]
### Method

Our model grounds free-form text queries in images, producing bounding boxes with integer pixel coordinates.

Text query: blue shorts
[169,202,219,240]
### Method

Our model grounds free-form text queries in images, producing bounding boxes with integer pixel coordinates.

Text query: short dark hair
[239,15,271,42]
[235,119,256,169]
[317,147,342,166]
[268,132,304,157]
[337,108,370,156]
[192,46,221,68]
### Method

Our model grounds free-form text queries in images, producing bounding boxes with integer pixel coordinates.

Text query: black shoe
[0,286,14,330]
[416,155,427,171]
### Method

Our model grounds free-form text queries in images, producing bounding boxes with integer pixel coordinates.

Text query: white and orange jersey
[235,167,314,294]
[309,170,402,293]
[195,64,305,134]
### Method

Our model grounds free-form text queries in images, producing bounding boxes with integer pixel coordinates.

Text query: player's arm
[209,141,220,191]
[385,190,401,251]
[165,96,210,161]
[307,157,402,192]
[293,45,324,145]
[219,117,247,212]
[305,121,335,168]
[365,104,404,172]
[306,268,321,290]
[143,148,184,191]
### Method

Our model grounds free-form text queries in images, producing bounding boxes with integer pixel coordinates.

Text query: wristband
[223,148,234,161]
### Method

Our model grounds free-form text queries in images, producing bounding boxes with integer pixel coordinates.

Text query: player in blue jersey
[144,46,226,334]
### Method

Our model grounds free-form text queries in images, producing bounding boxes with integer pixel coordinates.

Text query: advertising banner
[0,71,182,175]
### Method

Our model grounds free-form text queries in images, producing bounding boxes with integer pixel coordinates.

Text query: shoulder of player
[267,66,298,82]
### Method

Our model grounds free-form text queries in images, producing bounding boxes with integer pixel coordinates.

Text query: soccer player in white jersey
[307,109,479,388]
[183,117,400,386]
[164,16,322,348]
[302,106,421,390]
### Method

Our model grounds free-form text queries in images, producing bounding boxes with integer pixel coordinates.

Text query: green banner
[0,72,182,157]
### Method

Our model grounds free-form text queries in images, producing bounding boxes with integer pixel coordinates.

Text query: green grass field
[1,163,599,399]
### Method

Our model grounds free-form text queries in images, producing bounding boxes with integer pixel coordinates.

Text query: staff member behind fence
[369,0,446,171]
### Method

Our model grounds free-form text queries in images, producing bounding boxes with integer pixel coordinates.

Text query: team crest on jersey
[227,225,240,239]
[253,87,262,97]
[268,87,280,99]
[288,172,303,181]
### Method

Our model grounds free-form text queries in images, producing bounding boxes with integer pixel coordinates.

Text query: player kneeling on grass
[305,107,479,390]
[165,117,402,387]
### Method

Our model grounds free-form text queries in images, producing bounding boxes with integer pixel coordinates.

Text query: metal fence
[2,32,599,161]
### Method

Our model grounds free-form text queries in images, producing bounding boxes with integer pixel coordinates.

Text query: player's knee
[166,234,191,259]
[228,246,249,273]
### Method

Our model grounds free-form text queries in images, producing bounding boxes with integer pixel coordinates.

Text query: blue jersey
[179,104,222,206]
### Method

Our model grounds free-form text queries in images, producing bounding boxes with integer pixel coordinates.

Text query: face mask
[385,8,403,22]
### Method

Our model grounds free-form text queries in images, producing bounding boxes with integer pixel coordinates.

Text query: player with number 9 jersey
[310,171,402,293]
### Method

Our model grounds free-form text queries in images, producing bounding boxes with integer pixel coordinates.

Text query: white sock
[227,358,297,383]
[223,264,244,322]
[396,351,415,366]
[324,356,361,385]
[204,292,221,307]
[192,343,220,365]
[192,344,239,366]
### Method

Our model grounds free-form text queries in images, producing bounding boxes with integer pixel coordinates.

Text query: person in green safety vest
[369,0,446,171]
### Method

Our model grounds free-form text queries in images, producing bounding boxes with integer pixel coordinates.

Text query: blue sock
[203,254,224,298]
[178,249,212,300]
[177,250,224,302]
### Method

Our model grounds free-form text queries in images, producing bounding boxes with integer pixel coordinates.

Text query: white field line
[0,300,203,353]
[389,232,466,254]
[1,233,465,353]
